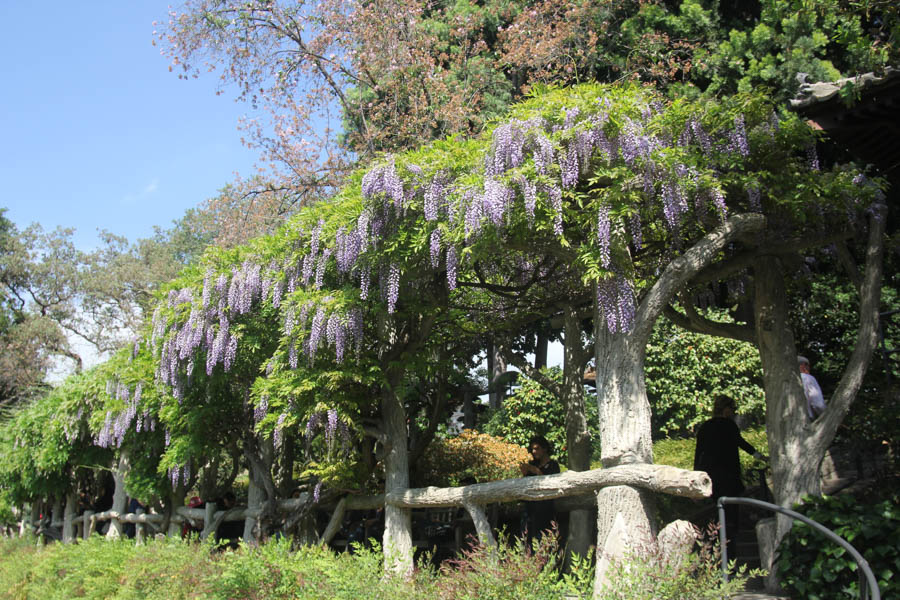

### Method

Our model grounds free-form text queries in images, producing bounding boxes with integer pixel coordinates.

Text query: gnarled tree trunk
[752,203,885,592]
[562,304,594,561]
[594,326,657,596]
[592,214,766,594]
[382,382,413,575]
[62,491,77,543]
[106,451,129,540]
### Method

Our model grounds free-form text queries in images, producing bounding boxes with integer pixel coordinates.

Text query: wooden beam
[386,464,711,508]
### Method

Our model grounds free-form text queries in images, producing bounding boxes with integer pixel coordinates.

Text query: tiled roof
[791,67,900,189]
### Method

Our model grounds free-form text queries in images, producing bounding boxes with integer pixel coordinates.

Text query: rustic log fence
[5,463,711,565]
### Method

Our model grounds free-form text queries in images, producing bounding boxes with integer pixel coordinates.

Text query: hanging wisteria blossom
[386,264,401,314]
[446,246,458,290]
[596,205,611,268]
[429,228,442,269]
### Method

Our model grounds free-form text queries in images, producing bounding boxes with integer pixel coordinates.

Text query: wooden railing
[8,464,711,555]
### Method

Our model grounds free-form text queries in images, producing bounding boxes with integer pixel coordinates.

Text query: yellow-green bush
[415,430,529,487]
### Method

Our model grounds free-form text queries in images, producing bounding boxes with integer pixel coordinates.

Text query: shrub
[415,430,529,487]
[482,368,600,465]
[431,534,591,600]
[0,533,759,599]
[597,538,760,599]
[645,308,766,438]
[213,538,416,600]
[0,534,218,600]
[776,491,900,600]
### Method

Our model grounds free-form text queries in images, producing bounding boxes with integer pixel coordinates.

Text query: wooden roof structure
[791,68,900,190]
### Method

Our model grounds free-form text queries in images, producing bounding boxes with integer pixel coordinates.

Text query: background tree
[645,307,766,438]
[0,205,213,403]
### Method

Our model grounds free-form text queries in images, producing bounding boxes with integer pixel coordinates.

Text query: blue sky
[0,2,565,374]
[1,2,260,250]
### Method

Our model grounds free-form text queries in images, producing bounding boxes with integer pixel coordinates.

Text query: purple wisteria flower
[485,120,533,176]
[446,246,458,290]
[532,134,555,175]
[690,119,712,153]
[429,229,442,269]
[464,189,483,238]
[710,188,728,219]
[661,181,688,230]
[313,482,322,503]
[424,174,447,222]
[483,179,512,225]
[360,266,371,300]
[596,205,611,268]
[349,308,364,355]
[223,335,237,372]
[315,248,332,290]
[543,184,563,235]
[254,395,268,424]
[628,212,642,250]
[306,307,326,362]
[288,339,299,369]
[560,144,580,188]
[386,264,401,314]
[596,273,636,334]
[274,413,287,449]
[361,158,404,209]
[518,177,537,221]
[730,114,750,157]
[326,408,338,442]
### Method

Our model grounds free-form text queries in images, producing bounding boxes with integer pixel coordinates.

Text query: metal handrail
[717,496,880,600]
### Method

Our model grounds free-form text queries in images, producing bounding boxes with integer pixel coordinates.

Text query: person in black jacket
[519,435,560,548]
[694,395,763,556]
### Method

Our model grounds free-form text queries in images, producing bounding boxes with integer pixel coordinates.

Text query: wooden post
[83,510,95,539]
[106,452,129,539]
[50,497,63,529]
[202,502,216,539]
[62,492,77,543]
[243,475,263,543]
[462,502,495,547]
[135,519,146,545]
[319,497,347,546]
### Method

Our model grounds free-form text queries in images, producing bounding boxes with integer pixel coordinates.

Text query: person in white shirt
[798,355,826,421]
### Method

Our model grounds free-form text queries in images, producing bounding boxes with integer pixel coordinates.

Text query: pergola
[792,67,900,190]
[792,67,900,379]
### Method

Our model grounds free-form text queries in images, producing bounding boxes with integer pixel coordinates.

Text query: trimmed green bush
[646,309,766,439]
[482,368,601,466]
[776,490,900,600]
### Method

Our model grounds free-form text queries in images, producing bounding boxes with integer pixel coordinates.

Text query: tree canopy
[1,2,896,589]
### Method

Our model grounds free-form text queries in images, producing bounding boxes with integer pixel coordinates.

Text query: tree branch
[691,229,854,286]
[813,203,887,448]
[633,213,766,344]
[663,300,757,344]
[386,463,712,507]
[834,241,863,291]
[501,348,562,397]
